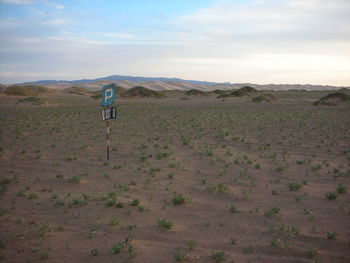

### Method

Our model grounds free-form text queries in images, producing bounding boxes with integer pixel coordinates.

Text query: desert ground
[0,88,350,263]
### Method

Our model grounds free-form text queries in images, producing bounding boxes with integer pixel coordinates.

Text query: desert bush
[325,192,337,200]
[239,86,257,93]
[212,251,226,262]
[63,86,92,95]
[336,182,347,194]
[216,93,232,98]
[16,97,53,105]
[264,207,281,218]
[185,89,207,96]
[174,247,188,262]
[252,94,276,103]
[230,90,247,97]
[157,218,173,229]
[288,182,302,191]
[172,193,186,205]
[122,86,165,98]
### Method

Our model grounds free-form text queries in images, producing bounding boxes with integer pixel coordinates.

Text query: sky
[0,0,350,85]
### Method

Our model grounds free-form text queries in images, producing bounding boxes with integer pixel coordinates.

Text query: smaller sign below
[102,107,117,120]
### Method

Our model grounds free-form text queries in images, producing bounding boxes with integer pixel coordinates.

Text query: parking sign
[101,84,116,107]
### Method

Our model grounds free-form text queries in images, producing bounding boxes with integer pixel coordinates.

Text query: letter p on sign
[101,84,116,107]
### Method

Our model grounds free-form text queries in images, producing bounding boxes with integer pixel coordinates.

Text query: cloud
[0,0,32,5]
[41,0,64,10]
[54,4,64,9]
[43,18,70,25]
[1,0,349,85]
[158,0,350,84]
[0,18,23,27]
[100,32,133,39]
[1,0,32,4]
[173,0,350,42]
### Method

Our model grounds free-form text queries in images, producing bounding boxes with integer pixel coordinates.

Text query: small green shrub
[129,198,140,206]
[326,232,337,240]
[172,193,186,205]
[28,193,38,199]
[264,207,281,218]
[157,218,173,229]
[286,225,300,238]
[17,189,26,196]
[188,240,197,250]
[243,245,254,254]
[0,239,6,249]
[70,198,87,207]
[56,173,64,179]
[230,238,237,245]
[64,156,77,161]
[306,248,318,258]
[174,247,188,262]
[229,204,239,213]
[252,94,276,103]
[212,251,226,262]
[275,166,286,172]
[54,200,65,206]
[288,182,302,191]
[68,176,80,183]
[109,218,120,226]
[325,192,338,200]
[294,195,302,202]
[336,183,347,194]
[90,248,98,256]
[111,237,133,254]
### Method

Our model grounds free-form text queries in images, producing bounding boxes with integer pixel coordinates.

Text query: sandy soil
[0,90,349,263]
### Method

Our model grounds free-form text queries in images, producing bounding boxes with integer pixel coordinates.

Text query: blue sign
[101,84,116,107]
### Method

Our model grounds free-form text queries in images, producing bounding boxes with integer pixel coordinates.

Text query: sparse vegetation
[1,87,349,262]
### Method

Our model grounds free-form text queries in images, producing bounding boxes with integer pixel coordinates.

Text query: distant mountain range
[20,75,220,86]
[16,75,349,91]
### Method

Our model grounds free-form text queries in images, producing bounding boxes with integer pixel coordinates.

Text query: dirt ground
[0,90,350,263]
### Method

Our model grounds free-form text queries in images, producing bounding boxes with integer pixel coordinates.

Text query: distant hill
[16,75,350,91]
[313,92,350,106]
[20,75,219,86]
[4,85,55,96]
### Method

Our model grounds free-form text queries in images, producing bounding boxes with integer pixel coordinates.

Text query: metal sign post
[101,84,117,161]
[107,120,109,160]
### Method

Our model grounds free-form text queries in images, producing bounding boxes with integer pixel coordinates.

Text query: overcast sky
[0,0,349,85]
